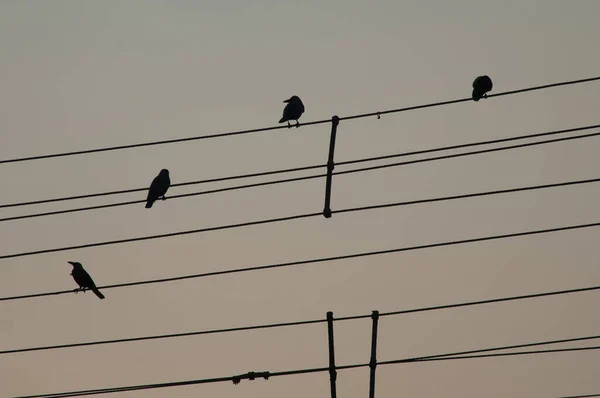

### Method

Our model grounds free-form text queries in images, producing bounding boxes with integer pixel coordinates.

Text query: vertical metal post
[323,116,340,218]
[368,310,379,398]
[326,311,337,398]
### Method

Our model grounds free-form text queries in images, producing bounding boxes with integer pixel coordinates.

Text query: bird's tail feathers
[145,200,154,208]
[92,288,105,299]
[278,117,287,123]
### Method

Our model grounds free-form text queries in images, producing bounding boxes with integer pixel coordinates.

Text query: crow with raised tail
[278,95,305,127]
[472,75,493,101]
[145,169,171,208]
[69,261,105,299]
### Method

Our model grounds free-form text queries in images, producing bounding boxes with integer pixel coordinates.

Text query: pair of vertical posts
[323,114,379,397]
[326,310,380,398]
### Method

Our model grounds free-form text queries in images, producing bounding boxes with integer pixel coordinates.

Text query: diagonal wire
[1,76,597,166]
[16,335,600,398]
[0,177,599,300]
[1,174,600,261]
[2,129,600,224]
[1,122,598,210]
[1,285,598,354]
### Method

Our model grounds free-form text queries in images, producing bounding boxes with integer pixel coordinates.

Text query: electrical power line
[3,127,600,224]
[2,76,598,166]
[0,173,326,223]
[400,346,600,363]
[0,163,324,209]
[333,131,600,177]
[2,177,600,260]
[17,334,600,398]
[559,395,600,398]
[2,122,598,210]
[1,285,597,355]
[384,335,600,364]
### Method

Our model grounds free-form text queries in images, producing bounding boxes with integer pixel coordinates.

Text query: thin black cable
[334,130,600,178]
[0,163,325,209]
[2,130,600,224]
[0,173,327,223]
[1,285,597,355]
[1,176,599,301]
[18,335,600,398]
[337,123,600,167]
[559,395,600,398]
[2,122,598,210]
[339,76,600,122]
[0,318,330,355]
[2,76,598,166]
[383,335,600,364]
[2,178,599,261]
[334,177,600,215]
[388,347,600,365]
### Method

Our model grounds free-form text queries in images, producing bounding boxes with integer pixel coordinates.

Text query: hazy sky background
[1,1,599,397]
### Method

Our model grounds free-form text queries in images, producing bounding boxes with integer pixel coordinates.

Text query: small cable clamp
[232,371,271,385]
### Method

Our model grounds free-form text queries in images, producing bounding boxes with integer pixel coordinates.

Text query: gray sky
[1,1,599,397]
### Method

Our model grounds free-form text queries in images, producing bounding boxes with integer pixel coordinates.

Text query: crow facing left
[278,95,305,127]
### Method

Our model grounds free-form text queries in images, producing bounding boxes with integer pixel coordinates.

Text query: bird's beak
[68,261,76,266]
[283,99,290,103]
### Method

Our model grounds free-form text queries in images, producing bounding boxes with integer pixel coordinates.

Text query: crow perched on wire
[69,261,105,299]
[278,95,305,127]
[472,75,493,101]
[145,169,171,209]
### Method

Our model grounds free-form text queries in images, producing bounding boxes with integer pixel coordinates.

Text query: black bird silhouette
[472,75,493,101]
[69,261,105,299]
[145,169,171,208]
[278,95,305,127]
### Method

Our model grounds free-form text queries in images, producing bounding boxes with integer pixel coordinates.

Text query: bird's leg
[295,120,300,128]
[287,121,291,128]
[161,195,166,201]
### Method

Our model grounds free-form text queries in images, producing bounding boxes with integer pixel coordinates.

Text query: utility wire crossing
[2,124,599,224]
[1,76,598,166]
[17,334,600,398]
[1,284,597,355]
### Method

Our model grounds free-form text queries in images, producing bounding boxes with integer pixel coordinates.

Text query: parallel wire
[2,127,600,224]
[1,76,598,166]
[0,132,600,222]
[2,123,598,210]
[1,175,599,300]
[0,163,325,209]
[398,346,600,363]
[1,285,598,354]
[2,176,600,261]
[334,131,600,177]
[17,334,600,398]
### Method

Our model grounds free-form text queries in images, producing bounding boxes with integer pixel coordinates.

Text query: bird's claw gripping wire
[377,112,381,119]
